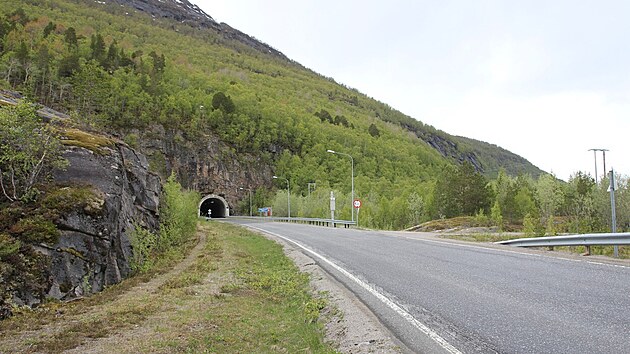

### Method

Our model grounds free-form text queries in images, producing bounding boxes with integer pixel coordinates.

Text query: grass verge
[0,221,336,353]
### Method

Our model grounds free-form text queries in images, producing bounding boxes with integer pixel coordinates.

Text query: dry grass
[0,222,336,353]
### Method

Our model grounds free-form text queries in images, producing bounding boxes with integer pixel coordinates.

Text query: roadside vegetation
[0,221,336,353]
[129,173,200,274]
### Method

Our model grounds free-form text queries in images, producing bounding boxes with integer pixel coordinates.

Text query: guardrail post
[583,245,591,256]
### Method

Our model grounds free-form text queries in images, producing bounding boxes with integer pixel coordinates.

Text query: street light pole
[589,149,598,184]
[327,149,354,222]
[588,148,609,184]
[239,187,252,216]
[273,176,290,219]
[609,169,619,258]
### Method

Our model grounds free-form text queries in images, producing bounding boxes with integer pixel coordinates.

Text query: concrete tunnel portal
[199,195,230,218]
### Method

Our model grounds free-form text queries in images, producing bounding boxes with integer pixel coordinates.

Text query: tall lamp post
[238,187,252,217]
[327,149,354,222]
[588,148,609,184]
[273,176,290,219]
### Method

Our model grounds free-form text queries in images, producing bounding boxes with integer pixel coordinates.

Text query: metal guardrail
[229,216,356,228]
[496,233,630,256]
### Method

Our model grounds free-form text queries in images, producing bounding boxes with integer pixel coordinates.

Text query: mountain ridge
[88,0,543,177]
[104,0,288,60]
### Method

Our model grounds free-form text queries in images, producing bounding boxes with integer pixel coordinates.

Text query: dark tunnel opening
[199,197,227,218]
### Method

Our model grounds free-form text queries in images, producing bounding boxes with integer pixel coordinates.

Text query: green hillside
[0,0,543,229]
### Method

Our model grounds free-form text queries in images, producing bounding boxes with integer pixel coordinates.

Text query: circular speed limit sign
[353,199,362,208]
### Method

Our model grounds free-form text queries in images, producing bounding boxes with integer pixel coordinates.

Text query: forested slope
[0,0,542,228]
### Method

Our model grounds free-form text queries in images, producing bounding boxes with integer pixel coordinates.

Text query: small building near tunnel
[198,194,230,218]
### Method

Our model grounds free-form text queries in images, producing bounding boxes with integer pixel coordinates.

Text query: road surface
[227,218,630,354]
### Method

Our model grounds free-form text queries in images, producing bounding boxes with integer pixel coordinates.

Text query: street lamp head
[327,149,335,154]
[272,176,278,179]
[239,187,244,190]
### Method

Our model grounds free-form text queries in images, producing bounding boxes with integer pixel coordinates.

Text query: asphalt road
[226,218,630,354]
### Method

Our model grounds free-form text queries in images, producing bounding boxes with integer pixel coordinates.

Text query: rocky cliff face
[41,140,161,301]
[133,125,273,211]
[108,0,287,60]
[423,132,483,171]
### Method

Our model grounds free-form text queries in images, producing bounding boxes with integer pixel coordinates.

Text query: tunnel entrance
[199,195,230,218]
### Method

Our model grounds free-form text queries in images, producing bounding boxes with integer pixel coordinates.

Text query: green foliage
[490,200,503,230]
[158,173,200,250]
[564,172,602,233]
[0,238,50,319]
[473,209,491,227]
[368,123,380,137]
[211,91,235,114]
[536,174,564,221]
[0,233,20,258]
[128,173,199,273]
[129,223,157,273]
[522,213,544,237]
[11,215,59,244]
[430,162,492,219]
[0,102,67,202]
[40,185,104,217]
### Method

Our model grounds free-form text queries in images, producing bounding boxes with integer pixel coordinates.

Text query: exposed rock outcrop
[43,141,161,300]
[107,0,287,60]
[133,125,273,212]
[423,132,484,172]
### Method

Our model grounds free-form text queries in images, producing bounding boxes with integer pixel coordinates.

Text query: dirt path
[0,229,209,354]
[62,231,213,353]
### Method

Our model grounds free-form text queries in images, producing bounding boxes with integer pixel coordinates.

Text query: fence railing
[496,232,630,256]
[229,216,356,228]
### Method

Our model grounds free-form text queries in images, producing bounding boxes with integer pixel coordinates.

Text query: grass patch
[173,222,335,353]
[443,233,522,243]
[59,128,114,155]
[412,216,500,232]
[0,222,336,353]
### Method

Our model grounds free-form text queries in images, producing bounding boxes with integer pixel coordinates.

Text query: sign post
[609,169,618,257]
[353,199,362,227]
[330,191,336,221]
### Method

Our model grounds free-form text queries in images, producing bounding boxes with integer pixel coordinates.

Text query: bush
[129,223,157,273]
[0,102,67,203]
[158,173,199,250]
[129,173,199,273]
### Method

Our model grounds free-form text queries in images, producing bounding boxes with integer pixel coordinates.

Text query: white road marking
[247,225,462,354]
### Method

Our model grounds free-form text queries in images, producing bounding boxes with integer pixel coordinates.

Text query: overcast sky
[195,0,630,181]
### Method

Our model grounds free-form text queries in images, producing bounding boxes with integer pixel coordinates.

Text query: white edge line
[246,225,462,354]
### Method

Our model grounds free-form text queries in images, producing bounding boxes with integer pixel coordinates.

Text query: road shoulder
[252,227,409,354]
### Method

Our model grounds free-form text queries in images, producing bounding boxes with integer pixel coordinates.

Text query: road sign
[353,199,362,208]
[330,191,336,211]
